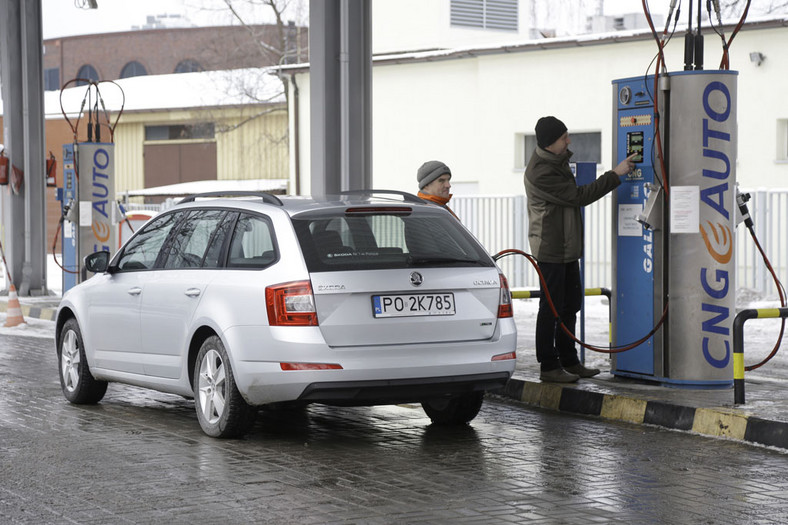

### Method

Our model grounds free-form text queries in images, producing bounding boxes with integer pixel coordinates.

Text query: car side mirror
[84,251,110,274]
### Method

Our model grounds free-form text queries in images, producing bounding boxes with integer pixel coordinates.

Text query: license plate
[372,293,455,318]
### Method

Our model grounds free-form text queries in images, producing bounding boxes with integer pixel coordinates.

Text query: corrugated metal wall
[113,121,145,194]
[112,105,288,193]
[216,108,289,181]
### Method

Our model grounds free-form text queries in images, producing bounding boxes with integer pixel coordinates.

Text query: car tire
[193,335,255,438]
[421,391,484,425]
[58,318,108,404]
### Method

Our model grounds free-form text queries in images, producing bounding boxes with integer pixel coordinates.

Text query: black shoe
[539,368,579,383]
[565,363,600,378]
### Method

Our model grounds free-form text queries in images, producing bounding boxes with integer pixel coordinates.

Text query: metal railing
[119,188,788,295]
[732,307,788,404]
[454,188,788,295]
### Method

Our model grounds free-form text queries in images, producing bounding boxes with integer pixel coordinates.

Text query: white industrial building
[283,10,788,196]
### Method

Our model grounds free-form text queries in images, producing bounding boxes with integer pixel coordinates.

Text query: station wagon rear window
[292,209,494,272]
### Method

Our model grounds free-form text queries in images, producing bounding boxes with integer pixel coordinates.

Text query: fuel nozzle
[636,184,663,231]
[63,198,79,224]
[736,188,753,229]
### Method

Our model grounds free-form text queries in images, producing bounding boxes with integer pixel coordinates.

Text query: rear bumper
[296,372,511,405]
[223,318,517,406]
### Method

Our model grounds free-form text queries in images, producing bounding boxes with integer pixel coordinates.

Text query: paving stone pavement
[3,293,788,451]
[2,333,788,524]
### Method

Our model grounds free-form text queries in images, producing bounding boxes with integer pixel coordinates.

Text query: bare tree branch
[215,106,287,134]
[719,0,788,17]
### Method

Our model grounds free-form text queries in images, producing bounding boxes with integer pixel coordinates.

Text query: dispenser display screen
[626,131,644,163]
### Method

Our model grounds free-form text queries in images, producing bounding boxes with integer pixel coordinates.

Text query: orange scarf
[418,191,459,219]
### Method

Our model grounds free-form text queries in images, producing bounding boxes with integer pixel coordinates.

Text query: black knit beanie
[535,116,568,149]
[417,160,451,190]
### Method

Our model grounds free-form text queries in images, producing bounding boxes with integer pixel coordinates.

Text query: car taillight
[492,351,516,361]
[498,273,513,318]
[266,280,318,326]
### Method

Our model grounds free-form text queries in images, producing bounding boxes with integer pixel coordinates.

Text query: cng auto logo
[698,80,734,369]
[91,221,111,243]
[699,221,732,264]
[90,147,112,250]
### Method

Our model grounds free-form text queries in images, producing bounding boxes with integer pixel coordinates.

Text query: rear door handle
[185,288,201,298]
[127,287,142,296]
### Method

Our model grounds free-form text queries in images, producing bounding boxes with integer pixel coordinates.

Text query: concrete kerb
[0,296,58,321]
[495,377,788,451]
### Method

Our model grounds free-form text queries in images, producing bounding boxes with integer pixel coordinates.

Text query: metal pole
[20,0,47,295]
[309,0,372,196]
[733,309,755,404]
[733,307,788,405]
[309,0,342,196]
[0,0,27,293]
[342,0,372,190]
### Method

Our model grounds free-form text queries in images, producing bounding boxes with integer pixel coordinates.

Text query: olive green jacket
[524,147,621,263]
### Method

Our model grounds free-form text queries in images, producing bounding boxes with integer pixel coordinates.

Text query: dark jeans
[535,260,582,372]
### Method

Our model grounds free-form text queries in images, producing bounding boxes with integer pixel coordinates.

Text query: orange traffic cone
[4,284,26,327]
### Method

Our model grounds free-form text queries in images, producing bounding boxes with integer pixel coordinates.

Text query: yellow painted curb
[692,408,748,440]
[600,395,647,424]
[539,384,563,411]
[520,382,542,405]
[0,302,58,321]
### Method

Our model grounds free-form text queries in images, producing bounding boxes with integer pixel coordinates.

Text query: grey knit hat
[535,116,568,149]
[417,160,451,190]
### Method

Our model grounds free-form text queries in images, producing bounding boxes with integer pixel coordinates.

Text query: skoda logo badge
[410,271,423,287]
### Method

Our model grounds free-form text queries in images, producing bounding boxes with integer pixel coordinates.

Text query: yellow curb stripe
[520,382,564,411]
[692,408,748,440]
[600,395,647,424]
[0,303,58,321]
[539,384,563,410]
[520,382,541,405]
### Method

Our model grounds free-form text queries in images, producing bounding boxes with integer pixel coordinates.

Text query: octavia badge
[410,271,423,287]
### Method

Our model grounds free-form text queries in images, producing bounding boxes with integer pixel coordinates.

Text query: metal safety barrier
[511,288,612,360]
[733,307,788,404]
[511,287,611,301]
[453,189,788,293]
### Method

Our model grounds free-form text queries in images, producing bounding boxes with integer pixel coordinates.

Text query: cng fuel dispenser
[59,142,117,292]
[56,80,123,293]
[612,71,737,387]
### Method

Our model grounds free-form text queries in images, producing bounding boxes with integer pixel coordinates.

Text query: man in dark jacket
[525,116,636,382]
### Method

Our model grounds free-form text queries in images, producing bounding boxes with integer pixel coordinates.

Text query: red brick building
[2,24,305,254]
[43,23,308,90]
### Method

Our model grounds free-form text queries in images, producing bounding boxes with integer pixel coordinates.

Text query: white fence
[454,189,788,297]
[125,189,788,296]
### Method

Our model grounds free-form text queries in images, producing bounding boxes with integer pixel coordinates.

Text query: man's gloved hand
[613,153,639,178]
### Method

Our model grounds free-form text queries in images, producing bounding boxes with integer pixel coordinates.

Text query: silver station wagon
[56,190,517,437]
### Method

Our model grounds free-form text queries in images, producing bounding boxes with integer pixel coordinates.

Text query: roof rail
[337,189,423,204]
[178,191,283,206]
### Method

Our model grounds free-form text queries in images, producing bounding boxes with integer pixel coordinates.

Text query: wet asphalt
[2,333,788,524]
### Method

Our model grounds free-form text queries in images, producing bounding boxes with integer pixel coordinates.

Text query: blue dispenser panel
[61,144,79,292]
[613,77,656,376]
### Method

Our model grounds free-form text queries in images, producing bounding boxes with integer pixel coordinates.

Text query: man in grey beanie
[525,116,636,383]
[416,160,458,218]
